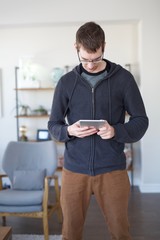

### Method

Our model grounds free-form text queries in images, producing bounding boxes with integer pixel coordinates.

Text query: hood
[70,59,122,124]
[73,59,122,79]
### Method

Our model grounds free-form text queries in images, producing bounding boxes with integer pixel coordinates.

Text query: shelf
[14,67,54,142]
[14,87,54,91]
[15,115,50,118]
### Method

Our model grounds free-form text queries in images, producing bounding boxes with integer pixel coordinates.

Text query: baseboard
[139,183,160,193]
[130,173,160,192]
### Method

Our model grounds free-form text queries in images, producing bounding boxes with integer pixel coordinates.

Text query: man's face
[77,46,104,73]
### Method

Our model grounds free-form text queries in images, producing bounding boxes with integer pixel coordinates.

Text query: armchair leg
[43,215,49,240]
[2,216,6,226]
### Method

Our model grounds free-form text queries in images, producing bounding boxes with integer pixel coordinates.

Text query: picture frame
[37,129,51,141]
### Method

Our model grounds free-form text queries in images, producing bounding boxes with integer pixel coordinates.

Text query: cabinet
[15,67,54,141]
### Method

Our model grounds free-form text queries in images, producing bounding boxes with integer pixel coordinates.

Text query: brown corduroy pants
[61,168,132,240]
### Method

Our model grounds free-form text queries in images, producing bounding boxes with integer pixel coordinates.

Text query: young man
[48,22,148,240]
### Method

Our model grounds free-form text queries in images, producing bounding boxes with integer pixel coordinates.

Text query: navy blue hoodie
[48,59,148,176]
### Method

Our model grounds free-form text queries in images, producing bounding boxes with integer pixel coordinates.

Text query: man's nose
[87,62,94,68]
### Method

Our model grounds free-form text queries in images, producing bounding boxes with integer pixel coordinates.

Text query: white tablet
[79,120,106,129]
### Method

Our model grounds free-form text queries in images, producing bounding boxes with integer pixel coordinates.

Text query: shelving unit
[15,66,54,141]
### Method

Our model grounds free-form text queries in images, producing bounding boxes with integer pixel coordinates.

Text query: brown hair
[76,22,105,53]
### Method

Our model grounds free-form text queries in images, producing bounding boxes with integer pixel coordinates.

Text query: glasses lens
[78,52,103,64]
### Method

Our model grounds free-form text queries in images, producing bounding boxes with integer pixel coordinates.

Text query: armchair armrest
[43,175,60,210]
[0,174,8,190]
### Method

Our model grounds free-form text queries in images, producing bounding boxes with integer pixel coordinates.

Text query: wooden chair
[0,141,62,240]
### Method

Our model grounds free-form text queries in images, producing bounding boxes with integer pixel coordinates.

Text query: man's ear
[102,42,106,52]
[74,43,78,50]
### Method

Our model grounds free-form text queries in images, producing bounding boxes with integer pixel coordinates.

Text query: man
[48,22,148,240]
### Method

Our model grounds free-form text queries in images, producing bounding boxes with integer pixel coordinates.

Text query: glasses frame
[77,51,104,65]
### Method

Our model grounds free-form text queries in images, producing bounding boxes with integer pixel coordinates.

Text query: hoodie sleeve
[48,77,72,142]
[113,76,149,143]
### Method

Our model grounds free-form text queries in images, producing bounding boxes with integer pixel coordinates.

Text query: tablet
[79,120,106,129]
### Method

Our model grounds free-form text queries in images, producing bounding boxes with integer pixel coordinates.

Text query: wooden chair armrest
[0,174,8,190]
[0,174,8,178]
[45,174,58,181]
[43,174,60,210]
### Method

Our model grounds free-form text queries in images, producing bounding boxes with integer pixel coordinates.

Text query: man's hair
[76,22,105,53]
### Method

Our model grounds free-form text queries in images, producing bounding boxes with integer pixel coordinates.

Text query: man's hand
[67,121,98,138]
[97,121,115,139]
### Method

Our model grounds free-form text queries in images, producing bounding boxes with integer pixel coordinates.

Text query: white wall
[0,0,160,192]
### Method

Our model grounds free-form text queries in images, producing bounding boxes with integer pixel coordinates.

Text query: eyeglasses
[77,52,103,64]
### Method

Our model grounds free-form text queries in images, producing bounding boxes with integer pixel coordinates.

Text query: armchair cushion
[13,169,46,190]
[0,189,43,205]
[0,189,43,212]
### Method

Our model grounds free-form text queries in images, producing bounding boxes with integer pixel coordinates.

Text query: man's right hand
[67,121,98,138]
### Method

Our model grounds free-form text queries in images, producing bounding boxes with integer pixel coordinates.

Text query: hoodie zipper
[91,87,95,118]
[89,87,96,175]
[89,79,111,175]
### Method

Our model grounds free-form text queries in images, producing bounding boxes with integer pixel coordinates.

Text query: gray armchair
[0,140,62,240]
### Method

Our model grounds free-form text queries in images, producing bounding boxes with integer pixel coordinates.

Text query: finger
[77,128,97,138]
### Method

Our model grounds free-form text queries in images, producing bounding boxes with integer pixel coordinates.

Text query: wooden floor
[0,187,160,240]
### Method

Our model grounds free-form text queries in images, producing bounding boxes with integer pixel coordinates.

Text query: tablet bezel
[79,120,106,129]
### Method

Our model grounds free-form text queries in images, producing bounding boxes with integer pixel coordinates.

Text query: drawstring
[63,74,112,124]
[107,78,112,124]
[63,76,78,118]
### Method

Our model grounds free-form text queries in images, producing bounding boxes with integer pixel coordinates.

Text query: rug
[13,234,62,240]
